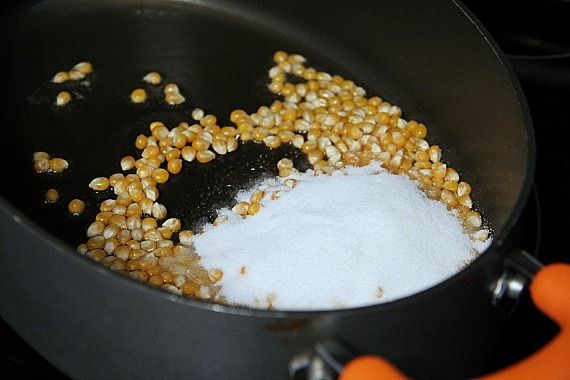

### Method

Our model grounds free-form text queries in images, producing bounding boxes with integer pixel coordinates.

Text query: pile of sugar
[194,162,490,310]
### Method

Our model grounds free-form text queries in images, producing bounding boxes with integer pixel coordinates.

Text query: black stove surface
[2,1,570,378]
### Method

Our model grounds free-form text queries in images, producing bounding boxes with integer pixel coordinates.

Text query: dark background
[461,0,570,371]
[2,0,570,378]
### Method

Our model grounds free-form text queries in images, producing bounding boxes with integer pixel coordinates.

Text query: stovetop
[2,1,570,378]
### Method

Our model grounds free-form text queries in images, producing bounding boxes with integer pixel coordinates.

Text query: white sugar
[194,162,489,311]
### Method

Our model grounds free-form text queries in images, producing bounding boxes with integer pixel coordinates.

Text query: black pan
[0,0,535,378]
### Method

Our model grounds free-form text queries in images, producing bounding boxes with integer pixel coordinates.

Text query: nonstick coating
[0,0,534,378]
[0,0,531,246]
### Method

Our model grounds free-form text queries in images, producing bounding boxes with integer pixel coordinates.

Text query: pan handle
[340,263,570,380]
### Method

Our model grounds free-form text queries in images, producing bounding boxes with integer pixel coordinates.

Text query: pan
[0,0,567,379]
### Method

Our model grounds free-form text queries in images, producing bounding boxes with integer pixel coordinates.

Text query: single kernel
[135,134,148,150]
[247,202,262,216]
[72,61,93,75]
[191,108,205,121]
[89,177,110,191]
[45,188,59,204]
[120,156,136,171]
[49,157,69,173]
[52,71,69,84]
[56,91,72,107]
[232,201,249,216]
[152,168,169,183]
[33,159,50,173]
[143,71,162,85]
[130,88,147,104]
[68,69,86,81]
[68,199,86,215]
[208,268,223,283]
[33,151,50,161]
[196,150,215,163]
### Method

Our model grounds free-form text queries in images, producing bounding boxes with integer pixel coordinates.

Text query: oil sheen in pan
[0,0,414,248]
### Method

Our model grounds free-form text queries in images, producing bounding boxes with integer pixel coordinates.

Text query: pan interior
[0,0,530,269]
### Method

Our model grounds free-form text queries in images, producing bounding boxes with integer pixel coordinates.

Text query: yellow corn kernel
[72,61,93,75]
[191,108,205,121]
[431,162,447,180]
[178,230,194,246]
[89,177,110,191]
[49,158,69,173]
[142,71,162,85]
[192,138,210,152]
[45,188,59,204]
[130,88,147,103]
[232,201,249,216]
[277,158,294,171]
[152,202,168,219]
[86,221,105,237]
[68,69,86,81]
[345,125,362,140]
[273,50,288,63]
[86,249,106,262]
[157,226,173,240]
[250,189,264,203]
[457,181,472,197]
[444,167,460,182]
[247,202,262,216]
[142,145,160,159]
[279,167,295,177]
[52,71,69,84]
[208,268,224,283]
[139,198,153,215]
[428,145,442,163]
[161,218,181,233]
[226,137,239,153]
[167,158,183,174]
[465,211,482,228]
[113,178,129,194]
[141,217,158,231]
[119,156,135,171]
[307,149,324,165]
[148,274,164,286]
[181,282,200,296]
[458,194,473,209]
[76,244,88,255]
[55,91,72,107]
[95,211,113,224]
[135,134,148,150]
[200,114,217,127]
[285,179,298,189]
[99,199,115,212]
[443,180,459,192]
[181,146,196,162]
[165,148,181,161]
[126,215,142,230]
[414,123,427,139]
[172,133,187,149]
[129,189,145,203]
[196,150,216,163]
[152,168,169,184]
[68,199,86,215]
[212,140,227,155]
[126,203,142,217]
[440,190,458,207]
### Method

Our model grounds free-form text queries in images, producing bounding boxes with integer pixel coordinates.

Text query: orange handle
[340,263,570,380]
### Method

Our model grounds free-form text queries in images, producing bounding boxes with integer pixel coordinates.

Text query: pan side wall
[0,205,508,379]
